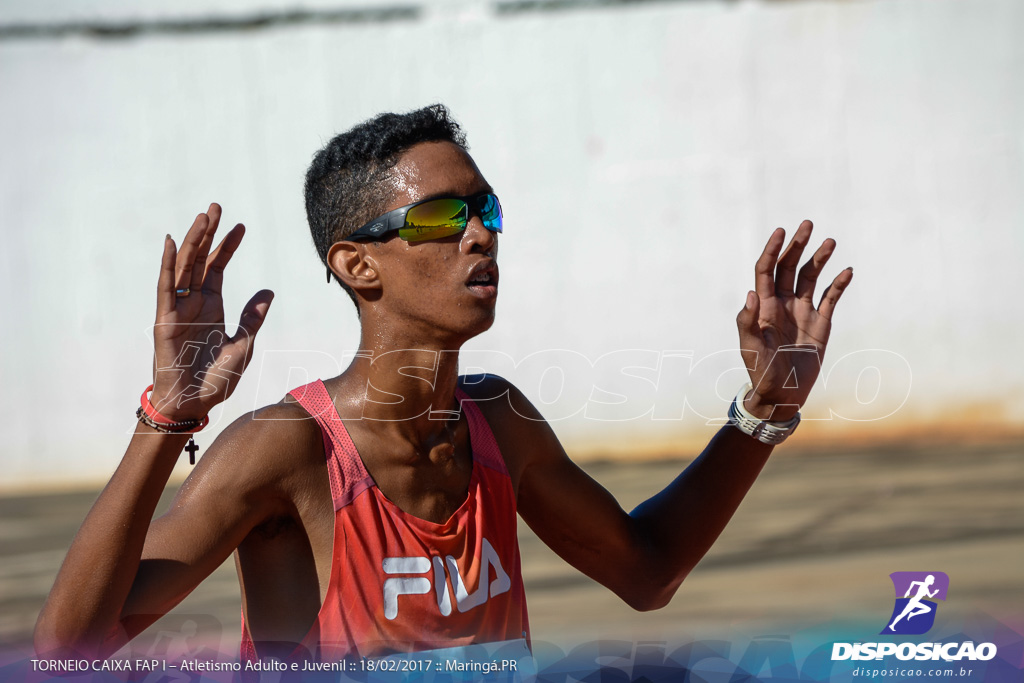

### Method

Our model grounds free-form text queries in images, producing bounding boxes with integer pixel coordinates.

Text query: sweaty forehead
[386,141,490,208]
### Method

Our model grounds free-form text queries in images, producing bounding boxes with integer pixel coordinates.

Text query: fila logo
[382,537,511,620]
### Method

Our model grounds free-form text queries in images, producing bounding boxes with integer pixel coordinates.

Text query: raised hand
[735,220,853,421]
[150,204,274,421]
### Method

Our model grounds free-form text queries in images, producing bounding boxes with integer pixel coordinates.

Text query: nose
[462,215,498,257]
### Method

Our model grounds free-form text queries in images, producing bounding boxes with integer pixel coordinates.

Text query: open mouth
[466,265,498,297]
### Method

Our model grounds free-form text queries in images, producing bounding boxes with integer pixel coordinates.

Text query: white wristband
[728,383,800,445]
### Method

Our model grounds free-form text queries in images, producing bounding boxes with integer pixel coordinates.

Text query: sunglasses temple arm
[389,206,411,231]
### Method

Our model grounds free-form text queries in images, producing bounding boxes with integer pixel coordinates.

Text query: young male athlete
[35,105,853,661]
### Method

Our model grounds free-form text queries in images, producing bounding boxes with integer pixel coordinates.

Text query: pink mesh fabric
[287,381,509,507]
[288,380,373,511]
[244,379,525,661]
[456,389,508,475]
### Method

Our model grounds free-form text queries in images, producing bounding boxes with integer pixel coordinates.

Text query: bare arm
[34,205,275,657]
[34,414,294,656]
[505,388,773,611]
[496,221,853,610]
[34,426,191,656]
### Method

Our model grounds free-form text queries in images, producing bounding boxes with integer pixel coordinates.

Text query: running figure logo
[881,571,950,635]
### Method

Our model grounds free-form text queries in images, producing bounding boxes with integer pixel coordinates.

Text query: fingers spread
[818,267,854,320]
[230,289,275,366]
[795,237,836,301]
[203,223,246,295]
[755,228,785,298]
[175,213,210,290]
[773,220,813,296]
[189,204,222,291]
[206,203,222,231]
[157,235,178,316]
[736,290,765,351]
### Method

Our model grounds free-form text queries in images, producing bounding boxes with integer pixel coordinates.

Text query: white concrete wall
[1,0,1022,488]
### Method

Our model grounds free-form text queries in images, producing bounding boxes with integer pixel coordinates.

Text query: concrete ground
[2,441,1021,656]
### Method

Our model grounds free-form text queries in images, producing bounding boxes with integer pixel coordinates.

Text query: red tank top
[241,379,530,660]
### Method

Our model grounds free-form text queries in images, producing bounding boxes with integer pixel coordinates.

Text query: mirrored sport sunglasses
[327,192,503,282]
[351,192,502,242]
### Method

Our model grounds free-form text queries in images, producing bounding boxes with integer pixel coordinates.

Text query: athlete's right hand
[150,204,274,421]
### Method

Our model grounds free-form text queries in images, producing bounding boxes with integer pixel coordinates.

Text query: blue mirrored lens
[477,194,503,232]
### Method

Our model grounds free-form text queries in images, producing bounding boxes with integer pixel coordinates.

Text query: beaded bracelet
[137,385,210,464]
[134,405,205,431]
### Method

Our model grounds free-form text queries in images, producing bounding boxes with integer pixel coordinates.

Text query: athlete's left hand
[735,220,853,421]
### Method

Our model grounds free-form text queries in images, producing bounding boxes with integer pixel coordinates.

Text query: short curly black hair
[304,104,468,309]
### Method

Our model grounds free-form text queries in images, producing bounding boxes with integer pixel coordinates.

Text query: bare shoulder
[458,373,536,423]
[140,393,329,574]
[211,397,321,463]
[171,394,325,515]
[458,374,562,490]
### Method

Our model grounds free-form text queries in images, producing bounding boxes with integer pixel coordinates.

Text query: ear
[327,241,382,294]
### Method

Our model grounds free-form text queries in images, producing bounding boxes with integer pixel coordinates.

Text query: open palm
[150,204,274,421]
[736,220,853,421]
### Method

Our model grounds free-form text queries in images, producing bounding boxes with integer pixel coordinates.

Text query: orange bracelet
[140,385,209,431]
[138,385,209,464]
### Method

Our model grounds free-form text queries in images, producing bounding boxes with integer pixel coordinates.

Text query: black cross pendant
[185,437,199,465]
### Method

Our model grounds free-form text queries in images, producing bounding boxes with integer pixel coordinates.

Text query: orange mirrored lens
[399,224,465,242]
[400,198,469,242]
[406,198,467,228]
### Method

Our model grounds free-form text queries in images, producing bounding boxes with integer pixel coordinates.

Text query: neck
[336,332,464,448]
